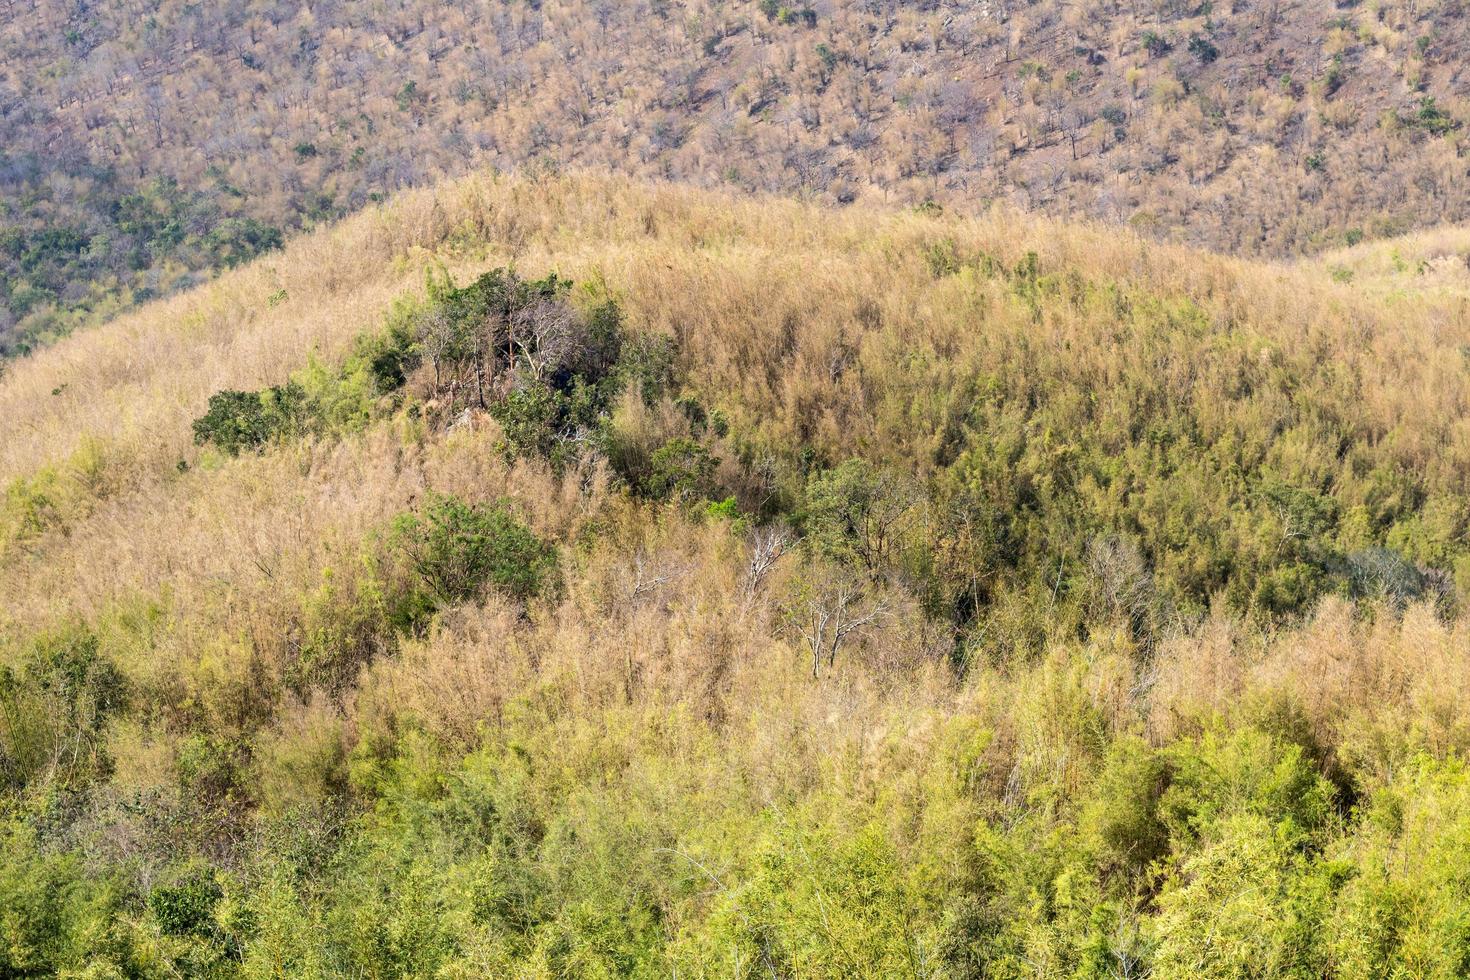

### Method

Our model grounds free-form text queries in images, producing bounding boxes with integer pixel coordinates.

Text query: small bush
[191,386,301,455]
[489,382,566,461]
[192,321,416,455]
[390,494,558,621]
[1187,35,1219,64]
[1142,30,1171,58]
[0,625,125,792]
[802,459,920,574]
[643,438,718,503]
[149,868,224,938]
[1399,97,1459,136]
[615,332,676,406]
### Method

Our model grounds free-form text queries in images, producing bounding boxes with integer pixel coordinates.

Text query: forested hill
[3,0,1469,355]
[3,172,1470,974]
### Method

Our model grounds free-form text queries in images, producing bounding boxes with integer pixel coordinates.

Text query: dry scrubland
[4,0,1469,354]
[4,172,1470,975]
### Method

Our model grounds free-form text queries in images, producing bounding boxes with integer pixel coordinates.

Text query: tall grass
[2,172,1470,976]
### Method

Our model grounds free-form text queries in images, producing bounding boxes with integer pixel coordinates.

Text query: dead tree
[743,525,792,597]
[800,576,888,679]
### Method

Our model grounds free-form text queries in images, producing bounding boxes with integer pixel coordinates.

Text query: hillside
[3,172,1470,976]
[4,0,1469,356]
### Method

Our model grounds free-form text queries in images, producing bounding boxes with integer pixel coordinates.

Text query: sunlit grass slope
[3,171,1470,977]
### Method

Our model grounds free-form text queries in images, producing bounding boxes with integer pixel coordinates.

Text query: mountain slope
[3,172,1470,976]
[4,0,1469,355]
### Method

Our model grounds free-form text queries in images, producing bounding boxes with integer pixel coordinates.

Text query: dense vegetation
[3,173,1470,976]
[4,0,1469,355]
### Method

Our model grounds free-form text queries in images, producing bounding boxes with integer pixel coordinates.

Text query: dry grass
[4,169,1470,822]
[7,169,1468,490]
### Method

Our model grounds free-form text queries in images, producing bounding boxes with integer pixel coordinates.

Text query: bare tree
[1086,534,1156,639]
[798,569,889,679]
[627,547,686,605]
[511,297,581,383]
[417,304,461,398]
[743,525,792,597]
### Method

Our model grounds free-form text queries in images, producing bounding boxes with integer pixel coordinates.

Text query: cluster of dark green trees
[1,173,284,358]
[192,267,724,509]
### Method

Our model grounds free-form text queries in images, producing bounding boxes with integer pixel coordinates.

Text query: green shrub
[192,320,416,455]
[390,494,557,622]
[642,437,718,503]
[3,467,64,547]
[489,381,566,461]
[0,819,147,976]
[191,384,305,455]
[1142,30,1171,57]
[1160,727,1336,847]
[0,625,125,792]
[1187,35,1219,63]
[801,459,920,574]
[672,817,929,978]
[1151,812,1337,978]
[1079,736,1170,875]
[202,217,283,268]
[149,868,224,938]
[1401,97,1459,136]
[615,332,676,406]
[286,561,394,696]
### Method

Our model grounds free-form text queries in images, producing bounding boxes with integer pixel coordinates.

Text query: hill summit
[3,172,1470,975]
[3,0,1468,355]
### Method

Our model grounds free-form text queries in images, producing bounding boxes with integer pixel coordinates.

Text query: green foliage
[643,437,718,503]
[1323,55,1346,97]
[674,818,932,977]
[395,80,421,111]
[286,560,394,697]
[0,625,125,792]
[1,175,283,357]
[1188,34,1219,63]
[3,467,64,547]
[1399,97,1459,136]
[390,494,558,623]
[191,385,304,455]
[1159,728,1335,848]
[801,459,919,574]
[1149,728,1341,976]
[411,267,660,470]
[615,331,676,406]
[1325,758,1470,978]
[1142,30,1172,57]
[203,217,284,268]
[1078,736,1170,875]
[923,238,962,277]
[150,867,224,938]
[703,495,742,523]
[192,320,416,455]
[744,269,1470,636]
[1151,812,1338,977]
[0,819,147,976]
[489,381,567,460]
[14,169,1470,980]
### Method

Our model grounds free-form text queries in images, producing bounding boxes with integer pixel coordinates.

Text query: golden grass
[4,169,1470,814]
[9,168,1467,496]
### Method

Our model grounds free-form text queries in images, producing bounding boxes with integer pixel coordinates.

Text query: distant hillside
[4,173,1470,974]
[3,0,1468,355]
